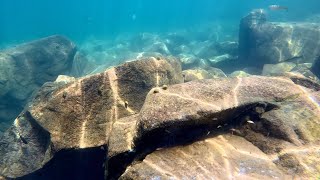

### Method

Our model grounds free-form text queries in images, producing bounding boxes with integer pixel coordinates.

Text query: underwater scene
[1,0,320,179]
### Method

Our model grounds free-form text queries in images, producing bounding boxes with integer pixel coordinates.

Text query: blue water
[1,0,320,46]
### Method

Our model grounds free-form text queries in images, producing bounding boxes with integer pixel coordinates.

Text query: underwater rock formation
[182,67,226,82]
[239,9,320,67]
[0,35,76,135]
[0,57,183,178]
[121,76,320,179]
[0,54,319,179]
[311,56,320,79]
[262,62,297,76]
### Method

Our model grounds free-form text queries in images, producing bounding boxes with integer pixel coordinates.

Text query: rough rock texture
[229,70,251,77]
[262,62,296,76]
[182,67,226,82]
[0,35,77,134]
[239,9,320,67]
[121,76,320,179]
[312,56,320,78]
[1,57,320,179]
[0,57,183,178]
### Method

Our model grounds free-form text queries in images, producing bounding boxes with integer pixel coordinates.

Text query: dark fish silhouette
[19,135,28,144]
[282,55,304,65]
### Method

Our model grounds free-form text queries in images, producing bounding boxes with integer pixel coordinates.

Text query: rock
[0,35,76,132]
[178,54,204,70]
[1,56,320,179]
[229,70,251,77]
[182,68,213,82]
[130,33,161,52]
[0,57,182,178]
[208,53,237,67]
[239,9,320,67]
[262,62,296,76]
[55,75,76,84]
[120,135,288,180]
[311,56,320,79]
[143,42,170,55]
[182,67,226,82]
[192,41,238,60]
[282,72,320,91]
[291,63,319,82]
[70,52,92,77]
[122,76,320,179]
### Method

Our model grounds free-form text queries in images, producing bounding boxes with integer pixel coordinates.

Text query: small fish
[282,55,304,65]
[247,120,255,124]
[269,5,288,11]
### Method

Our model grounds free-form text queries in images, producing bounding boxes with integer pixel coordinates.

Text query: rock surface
[0,57,183,178]
[121,76,320,180]
[182,67,226,82]
[239,9,320,67]
[262,62,296,76]
[1,59,320,179]
[0,35,77,134]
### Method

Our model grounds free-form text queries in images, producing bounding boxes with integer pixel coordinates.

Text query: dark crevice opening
[107,101,278,179]
[18,146,107,180]
[16,102,279,180]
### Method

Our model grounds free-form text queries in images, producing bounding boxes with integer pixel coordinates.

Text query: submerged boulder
[0,35,76,134]
[229,70,251,77]
[1,56,320,179]
[239,9,320,67]
[182,67,226,82]
[0,57,183,178]
[122,76,320,179]
[262,62,297,76]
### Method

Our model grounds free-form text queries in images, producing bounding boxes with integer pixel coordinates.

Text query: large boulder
[0,57,183,178]
[121,76,320,179]
[0,35,77,134]
[239,9,320,67]
[1,57,320,179]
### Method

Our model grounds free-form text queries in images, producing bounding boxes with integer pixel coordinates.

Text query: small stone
[162,85,168,90]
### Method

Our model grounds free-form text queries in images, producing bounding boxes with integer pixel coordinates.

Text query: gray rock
[229,70,251,77]
[262,62,297,76]
[0,35,76,131]
[239,9,320,67]
[311,56,320,79]
[182,67,226,82]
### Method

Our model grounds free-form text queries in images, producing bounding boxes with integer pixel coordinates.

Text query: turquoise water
[1,0,320,46]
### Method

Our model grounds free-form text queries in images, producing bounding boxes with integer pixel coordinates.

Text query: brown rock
[0,57,182,178]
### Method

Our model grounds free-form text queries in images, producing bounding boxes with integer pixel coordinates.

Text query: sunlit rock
[124,76,320,179]
[182,67,226,82]
[1,58,320,179]
[0,57,182,178]
[239,9,320,67]
[229,70,251,77]
[262,62,296,76]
